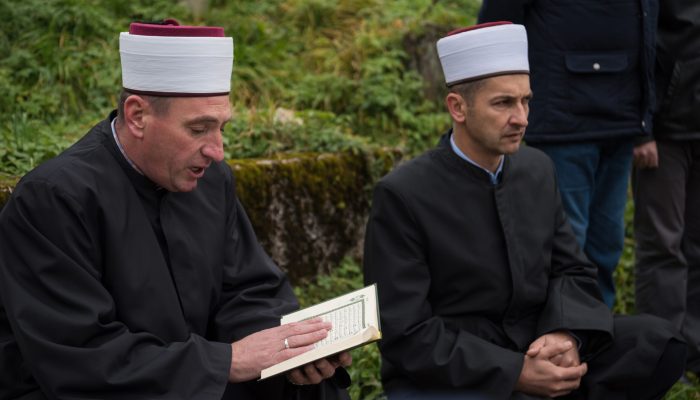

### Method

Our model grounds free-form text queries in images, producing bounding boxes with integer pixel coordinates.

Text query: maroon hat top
[129,19,225,37]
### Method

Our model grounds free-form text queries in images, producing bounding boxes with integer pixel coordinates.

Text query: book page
[281,284,379,349]
[305,294,366,349]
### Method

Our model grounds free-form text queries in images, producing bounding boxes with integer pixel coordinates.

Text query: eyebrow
[186,116,232,125]
[491,92,533,100]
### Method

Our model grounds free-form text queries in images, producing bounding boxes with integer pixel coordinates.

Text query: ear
[123,95,149,139]
[445,92,468,124]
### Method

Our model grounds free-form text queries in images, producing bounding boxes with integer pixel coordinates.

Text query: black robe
[0,112,346,399]
[363,132,673,398]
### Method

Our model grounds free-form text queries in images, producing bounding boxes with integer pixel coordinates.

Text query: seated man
[363,22,685,399]
[0,20,349,399]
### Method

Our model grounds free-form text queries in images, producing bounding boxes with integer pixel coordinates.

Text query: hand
[527,331,581,367]
[633,141,659,169]
[229,318,331,382]
[286,351,353,385]
[516,333,587,397]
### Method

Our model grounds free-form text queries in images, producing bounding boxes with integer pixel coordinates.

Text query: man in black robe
[363,22,685,399]
[0,20,349,399]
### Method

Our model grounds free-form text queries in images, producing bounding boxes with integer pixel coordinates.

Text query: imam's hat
[119,19,234,96]
[437,21,529,86]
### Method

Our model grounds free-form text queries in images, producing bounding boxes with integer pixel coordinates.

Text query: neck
[452,126,502,172]
[113,118,144,174]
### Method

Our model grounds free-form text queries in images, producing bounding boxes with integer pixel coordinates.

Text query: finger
[554,363,587,381]
[649,154,659,168]
[287,368,306,386]
[537,340,573,359]
[549,353,564,366]
[313,358,337,379]
[302,362,324,384]
[644,154,654,168]
[279,343,316,361]
[637,154,650,168]
[559,355,575,368]
[282,319,332,337]
[526,345,542,357]
[336,351,352,367]
[527,336,546,350]
[552,372,583,397]
[286,328,328,348]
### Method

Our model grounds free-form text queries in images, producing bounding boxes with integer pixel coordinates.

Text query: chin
[503,143,522,154]
[179,183,198,192]
[172,180,198,193]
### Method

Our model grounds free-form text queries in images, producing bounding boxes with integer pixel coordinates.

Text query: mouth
[504,132,524,139]
[189,166,207,178]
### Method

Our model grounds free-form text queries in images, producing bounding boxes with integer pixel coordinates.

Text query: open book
[260,284,382,380]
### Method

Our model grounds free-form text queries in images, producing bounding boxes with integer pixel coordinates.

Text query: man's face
[462,74,531,161]
[140,95,231,192]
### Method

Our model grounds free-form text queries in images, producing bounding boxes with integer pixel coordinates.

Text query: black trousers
[221,368,351,400]
[386,315,685,400]
[633,139,700,373]
[509,315,685,400]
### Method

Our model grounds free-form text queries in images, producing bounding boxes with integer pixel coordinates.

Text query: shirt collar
[450,132,503,185]
[111,118,143,175]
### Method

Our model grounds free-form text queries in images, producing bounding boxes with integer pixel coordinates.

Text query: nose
[202,131,225,162]
[510,104,529,128]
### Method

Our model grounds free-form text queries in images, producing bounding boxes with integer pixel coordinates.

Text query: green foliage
[0,114,87,176]
[224,108,369,160]
[1,0,481,176]
[206,0,480,153]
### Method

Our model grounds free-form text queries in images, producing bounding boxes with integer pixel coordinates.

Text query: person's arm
[211,179,350,390]
[363,181,524,398]
[534,174,614,358]
[478,0,532,24]
[0,180,231,399]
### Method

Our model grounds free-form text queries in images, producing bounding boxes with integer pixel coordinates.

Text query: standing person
[633,0,700,378]
[479,0,659,308]
[0,20,350,399]
[363,22,685,399]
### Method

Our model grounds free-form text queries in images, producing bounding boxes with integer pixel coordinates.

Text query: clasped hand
[228,318,352,385]
[516,331,588,398]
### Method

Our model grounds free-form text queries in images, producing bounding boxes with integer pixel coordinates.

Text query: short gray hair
[117,89,172,122]
[448,79,487,106]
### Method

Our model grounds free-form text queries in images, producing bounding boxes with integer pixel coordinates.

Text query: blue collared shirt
[450,133,503,185]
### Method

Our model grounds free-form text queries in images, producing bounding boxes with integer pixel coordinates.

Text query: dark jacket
[0,112,349,400]
[479,0,659,143]
[363,132,613,398]
[653,0,700,140]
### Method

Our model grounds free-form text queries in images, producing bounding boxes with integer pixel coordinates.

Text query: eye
[190,126,207,135]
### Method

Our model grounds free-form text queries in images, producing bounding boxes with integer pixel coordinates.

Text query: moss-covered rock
[0,150,402,282]
[229,148,401,283]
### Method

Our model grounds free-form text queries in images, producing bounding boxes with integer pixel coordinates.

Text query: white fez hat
[437,21,529,86]
[119,19,233,96]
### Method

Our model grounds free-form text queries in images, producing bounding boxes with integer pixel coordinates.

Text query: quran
[260,284,381,380]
